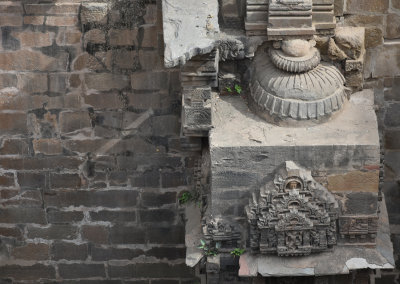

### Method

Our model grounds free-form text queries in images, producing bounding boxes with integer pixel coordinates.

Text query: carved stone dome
[249,48,347,126]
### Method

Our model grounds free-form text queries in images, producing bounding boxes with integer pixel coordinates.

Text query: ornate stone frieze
[182,87,212,137]
[202,217,241,246]
[245,0,269,36]
[246,161,339,256]
[312,0,336,34]
[339,216,378,244]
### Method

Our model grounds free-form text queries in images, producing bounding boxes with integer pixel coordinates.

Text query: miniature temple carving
[246,162,339,256]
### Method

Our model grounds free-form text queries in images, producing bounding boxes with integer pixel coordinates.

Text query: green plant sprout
[225,86,232,93]
[230,248,245,258]
[234,84,242,94]
[198,239,220,257]
[178,192,192,204]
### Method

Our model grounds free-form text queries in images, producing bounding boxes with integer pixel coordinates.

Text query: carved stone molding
[270,47,321,72]
[246,161,339,256]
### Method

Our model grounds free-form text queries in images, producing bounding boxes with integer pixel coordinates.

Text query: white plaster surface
[162,0,219,67]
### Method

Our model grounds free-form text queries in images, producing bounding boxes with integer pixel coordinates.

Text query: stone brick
[44,190,138,208]
[0,112,26,134]
[373,43,400,78]
[73,53,104,71]
[144,4,157,24]
[47,209,84,224]
[24,4,80,15]
[27,225,78,240]
[394,1,400,10]
[84,29,106,44]
[0,50,68,71]
[145,247,186,260]
[138,50,161,70]
[114,50,139,69]
[0,264,55,280]
[81,3,108,25]
[0,157,84,171]
[50,173,84,189]
[385,150,400,180]
[384,103,400,127]
[365,27,383,48]
[346,0,389,13]
[56,29,81,45]
[17,172,46,190]
[108,263,193,279]
[59,111,92,133]
[59,264,106,279]
[0,2,23,14]
[90,210,136,223]
[0,208,46,224]
[0,73,17,89]
[0,15,22,26]
[386,14,400,39]
[131,71,168,91]
[46,16,78,26]
[0,226,22,239]
[344,14,384,28]
[139,209,176,223]
[85,73,130,91]
[12,31,53,47]
[91,246,143,261]
[109,29,138,46]
[0,173,14,187]
[51,241,88,260]
[139,24,157,48]
[141,192,176,207]
[17,73,48,94]
[11,243,49,260]
[146,226,185,244]
[82,225,109,244]
[23,16,44,25]
[109,225,145,244]
[33,139,63,155]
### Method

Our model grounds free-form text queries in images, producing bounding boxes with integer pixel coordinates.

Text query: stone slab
[162,0,219,67]
[209,90,380,216]
[238,195,394,277]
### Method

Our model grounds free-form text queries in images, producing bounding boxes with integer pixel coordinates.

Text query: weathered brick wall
[0,0,200,282]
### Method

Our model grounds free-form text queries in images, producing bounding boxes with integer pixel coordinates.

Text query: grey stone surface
[238,196,394,277]
[209,89,380,216]
[162,0,219,67]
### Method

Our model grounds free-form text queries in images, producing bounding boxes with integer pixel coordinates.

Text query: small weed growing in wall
[230,248,245,258]
[198,239,220,257]
[225,84,242,95]
[178,191,193,204]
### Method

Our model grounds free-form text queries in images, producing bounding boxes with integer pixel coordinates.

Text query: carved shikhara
[339,216,378,244]
[246,162,339,256]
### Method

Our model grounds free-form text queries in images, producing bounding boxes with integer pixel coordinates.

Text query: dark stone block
[59,264,105,279]
[145,247,186,260]
[46,209,84,224]
[0,208,46,224]
[385,130,400,150]
[146,226,185,244]
[27,224,78,240]
[0,264,55,280]
[141,192,176,207]
[82,225,109,244]
[108,263,194,279]
[161,171,189,188]
[0,157,84,171]
[91,246,144,261]
[341,192,378,215]
[90,210,136,222]
[51,242,88,260]
[384,103,400,127]
[139,209,176,223]
[130,169,160,187]
[49,173,84,189]
[17,172,46,190]
[0,226,22,239]
[44,190,138,208]
[0,173,14,187]
[109,225,145,244]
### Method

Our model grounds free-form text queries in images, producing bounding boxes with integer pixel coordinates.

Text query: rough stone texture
[0,1,197,283]
[162,0,219,67]
[210,90,380,216]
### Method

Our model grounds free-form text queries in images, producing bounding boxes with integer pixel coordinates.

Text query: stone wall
[0,0,200,283]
